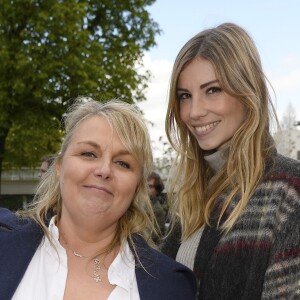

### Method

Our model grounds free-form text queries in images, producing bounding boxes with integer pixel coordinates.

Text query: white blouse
[12,217,140,300]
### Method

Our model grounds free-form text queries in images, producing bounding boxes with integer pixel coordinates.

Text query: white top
[12,217,140,300]
[204,146,227,172]
[176,226,204,270]
[176,147,228,270]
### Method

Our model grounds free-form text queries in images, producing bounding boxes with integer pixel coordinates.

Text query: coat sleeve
[261,180,300,299]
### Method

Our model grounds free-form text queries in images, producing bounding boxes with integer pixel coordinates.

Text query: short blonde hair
[21,98,155,251]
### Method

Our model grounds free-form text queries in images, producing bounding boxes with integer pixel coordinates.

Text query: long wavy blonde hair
[165,23,278,239]
[20,98,155,252]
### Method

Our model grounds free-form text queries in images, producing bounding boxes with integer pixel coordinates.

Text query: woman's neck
[57,216,118,258]
[204,145,229,172]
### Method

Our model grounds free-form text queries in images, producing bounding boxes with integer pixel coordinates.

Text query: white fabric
[176,226,204,270]
[203,146,227,172]
[176,147,228,270]
[176,146,228,269]
[12,217,140,300]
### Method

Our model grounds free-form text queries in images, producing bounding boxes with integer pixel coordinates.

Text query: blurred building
[0,168,38,210]
[274,128,300,160]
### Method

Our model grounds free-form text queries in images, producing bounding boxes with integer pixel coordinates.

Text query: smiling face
[56,115,141,232]
[177,57,247,151]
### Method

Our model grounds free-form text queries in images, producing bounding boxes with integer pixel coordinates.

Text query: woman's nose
[189,96,208,120]
[94,160,112,180]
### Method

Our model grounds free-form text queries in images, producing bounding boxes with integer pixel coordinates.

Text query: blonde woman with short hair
[0,98,196,300]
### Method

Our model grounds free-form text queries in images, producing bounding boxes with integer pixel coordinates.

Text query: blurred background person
[38,154,55,180]
[147,172,166,245]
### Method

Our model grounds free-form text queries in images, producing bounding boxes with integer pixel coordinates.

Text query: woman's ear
[55,160,61,177]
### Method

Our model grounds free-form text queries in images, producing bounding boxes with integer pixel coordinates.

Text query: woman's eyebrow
[77,141,99,148]
[200,79,219,89]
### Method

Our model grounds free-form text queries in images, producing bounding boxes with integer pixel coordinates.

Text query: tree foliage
[0,0,160,191]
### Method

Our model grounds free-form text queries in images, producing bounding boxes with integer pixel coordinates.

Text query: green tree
[0,0,160,194]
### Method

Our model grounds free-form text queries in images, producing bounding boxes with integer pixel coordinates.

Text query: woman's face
[177,57,247,151]
[56,115,141,232]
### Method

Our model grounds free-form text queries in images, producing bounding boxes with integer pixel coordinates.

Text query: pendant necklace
[60,232,102,284]
[71,249,102,283]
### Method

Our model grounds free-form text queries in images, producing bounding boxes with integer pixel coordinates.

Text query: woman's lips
[194,121,220,134]
[83,185,113,196]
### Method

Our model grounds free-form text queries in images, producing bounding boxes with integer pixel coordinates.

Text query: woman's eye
[207,86,222,94]
[81,151,96,158]
[177,92,191,101]
[116,161,130,169]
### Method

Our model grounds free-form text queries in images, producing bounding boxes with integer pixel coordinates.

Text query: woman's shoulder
[266,153,300,181]
[0,207,38,231]
[133,234,195,280]
[275,153,300,169]
[0,207,15,217]
[132,234,197,299]
[0,208,19,227]
[133,233,183,267]
[260,153,300,224]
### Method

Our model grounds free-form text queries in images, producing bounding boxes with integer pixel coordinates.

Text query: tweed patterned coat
[162,153,300,299]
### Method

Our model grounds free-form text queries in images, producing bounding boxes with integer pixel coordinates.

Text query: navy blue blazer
[0,208,196,300]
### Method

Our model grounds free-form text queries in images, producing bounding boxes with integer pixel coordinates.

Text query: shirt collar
[48,215,59,241]
[47,216,136,292]
[42,216,67,264]
[108,240,136,292]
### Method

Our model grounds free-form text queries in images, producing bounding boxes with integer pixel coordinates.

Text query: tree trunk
[0,131,9,196]
[0,157,2,196]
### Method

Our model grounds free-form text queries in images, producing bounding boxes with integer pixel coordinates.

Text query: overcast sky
[137,0,300,157]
